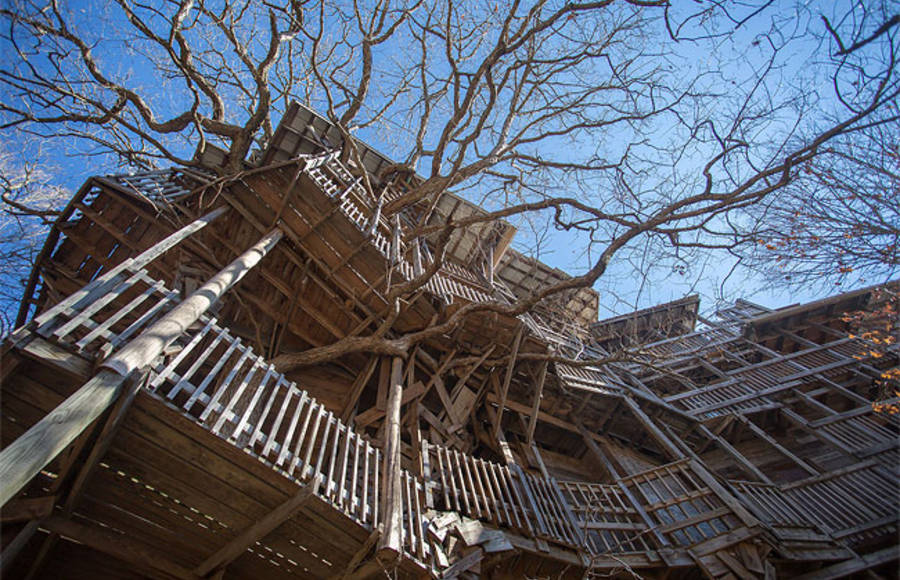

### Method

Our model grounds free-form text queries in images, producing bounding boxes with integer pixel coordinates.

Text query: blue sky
[1,0,894,329]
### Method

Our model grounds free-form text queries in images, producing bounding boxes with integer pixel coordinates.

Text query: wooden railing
[809,406,900,455]
[780,462,898,546]
[665,338,871,418]
[18,262,897,569]
[307,159,495,306]
[423,441,584,549]
[16,264,435,565]
[618,459,744,548]
[146,315,439,563]
[557,481,655,554]
[734,460,898,548]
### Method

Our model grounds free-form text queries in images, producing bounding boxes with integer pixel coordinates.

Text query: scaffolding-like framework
[1,102,897,579]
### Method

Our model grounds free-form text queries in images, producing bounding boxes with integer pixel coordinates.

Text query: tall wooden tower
[2,103,898,579]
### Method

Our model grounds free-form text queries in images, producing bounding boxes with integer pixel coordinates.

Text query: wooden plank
[621,396,683,461]
[20,336,92,378]
[526,361,549,445]
[697,424,772,484]
[493,326,524,440]
[377,357,405,558]
[194,475,322,576]
[341,356,379,422]
[354,380,425,428]
[0,369,128,507]
[738,415,820,475]
[41,515,201,580]
[102,228,284,377]
[23,206,228,337]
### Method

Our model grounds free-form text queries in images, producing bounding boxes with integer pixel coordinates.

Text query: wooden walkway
[5,258,899,578]
[2,149,898,578]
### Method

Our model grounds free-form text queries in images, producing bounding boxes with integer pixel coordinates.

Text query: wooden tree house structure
[1,103,898,579]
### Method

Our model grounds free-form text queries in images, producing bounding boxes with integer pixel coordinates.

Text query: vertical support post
[412,239,423,278]
[493,326,524,440]
[486,243,494,287]
[378,356,405,559]
[526,360,549,445]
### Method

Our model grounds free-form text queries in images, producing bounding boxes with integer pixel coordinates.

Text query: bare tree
[0,148,67,334]
[0,0,897,358]
[739,117,899,289]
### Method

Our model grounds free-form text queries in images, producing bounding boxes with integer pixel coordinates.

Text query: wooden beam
[0,496,55,523]
[0,520,42,574]
[339,529,380,579]
[40,515,201,580]
[737,415,820,476]
[485,405,518,466]
[492,326,524,440]
[22,373,146,580]
[354,381,425,428]
[194,475,322,577]
[1,230,284,508]
[377,357,405,558]
[448,345,495,402]
[103,228,284,377]
[16,205,228,342]
[526,361,549,445]
[0,369,128,508]
[20,337,91,378]
[793,546,899,580]
[696,424,772,484]
[621,396,684,461]
[576,421,673,549]
[341,356,380,422]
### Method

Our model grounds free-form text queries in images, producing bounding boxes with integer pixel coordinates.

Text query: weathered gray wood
[22,205,227,337]
[102,228,283,377]
[697,424,772,484]
[621,396,684,460]
[340,356,379,422]
[738,415,820,475]
[20,336,92,378]
[493,326,524,440]
[526,360,549,445]
[377,356,405,558]
[194,475,322,577]
[0,368,128,507]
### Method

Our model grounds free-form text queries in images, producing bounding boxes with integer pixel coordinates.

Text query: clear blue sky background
[0,0,891,330]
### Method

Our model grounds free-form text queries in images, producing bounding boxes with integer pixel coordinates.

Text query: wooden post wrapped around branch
[378,356,405,559]
[0,228,283,508]
[103,228,283,376]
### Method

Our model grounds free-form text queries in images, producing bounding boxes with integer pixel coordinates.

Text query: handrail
[13,264,898,567]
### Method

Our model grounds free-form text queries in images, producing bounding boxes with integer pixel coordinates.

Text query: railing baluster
[200,345,252,424]
[167,323,228,400]
[184,334,240,411]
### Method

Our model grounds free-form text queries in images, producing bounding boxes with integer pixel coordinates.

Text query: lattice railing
[619,459,744,548]
[422,441,584,549]
[14,266,435,565]
[557,481,655,554]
